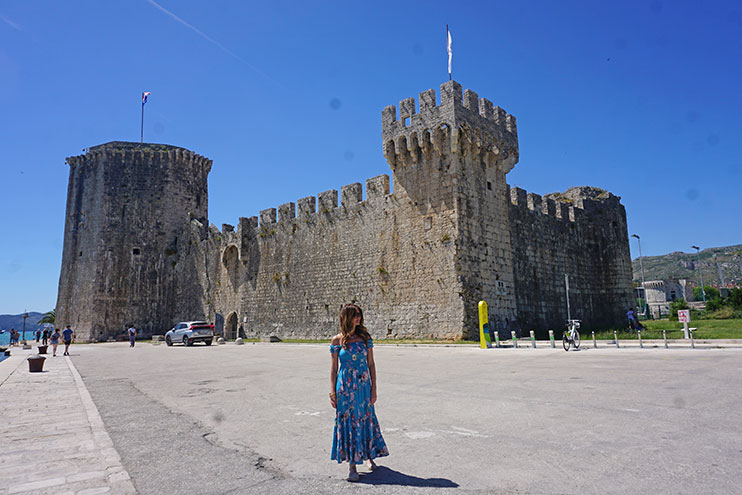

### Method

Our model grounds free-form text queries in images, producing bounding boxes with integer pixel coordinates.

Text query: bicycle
[563,319,581,351]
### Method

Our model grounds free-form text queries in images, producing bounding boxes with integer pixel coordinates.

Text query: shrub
[708,306,734,319]
[729,288,742,309]
[705,297,724,312]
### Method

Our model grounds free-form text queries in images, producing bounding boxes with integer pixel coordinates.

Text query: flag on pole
[142,91,152,104]
[447,26,452,79]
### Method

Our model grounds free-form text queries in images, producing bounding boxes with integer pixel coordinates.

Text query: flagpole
[141,99,144,143]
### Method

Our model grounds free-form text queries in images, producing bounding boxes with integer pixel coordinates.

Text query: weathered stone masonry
[56,81,634,342]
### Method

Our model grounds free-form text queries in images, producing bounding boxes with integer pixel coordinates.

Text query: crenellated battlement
[508,185,623,223]
[66,141,213,173]
[249,174,391,227]
[382,81,518,173]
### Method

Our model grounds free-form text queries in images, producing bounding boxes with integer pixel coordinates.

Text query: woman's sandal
[347,471,360,482]
[367,460,378,471]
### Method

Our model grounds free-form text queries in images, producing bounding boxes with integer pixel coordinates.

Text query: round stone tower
[55,142,212,341]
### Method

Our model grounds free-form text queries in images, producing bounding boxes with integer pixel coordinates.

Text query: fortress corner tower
[56,142,212,341]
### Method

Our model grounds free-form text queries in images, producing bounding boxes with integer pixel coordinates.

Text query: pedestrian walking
[62,325,75,356]
[35,329,41,343]
[329,303,388,482]
[42,328,50,346]
[128,325,137,347]
[626,308,637,332]
[50,328,61,356]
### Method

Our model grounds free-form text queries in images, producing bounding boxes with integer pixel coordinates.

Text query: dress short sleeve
[330,344,341,354]
[367,338,373,349]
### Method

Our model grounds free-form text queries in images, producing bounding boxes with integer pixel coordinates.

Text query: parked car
[165,321,215,346]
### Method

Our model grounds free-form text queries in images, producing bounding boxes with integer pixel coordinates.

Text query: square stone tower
[382,80,522,335]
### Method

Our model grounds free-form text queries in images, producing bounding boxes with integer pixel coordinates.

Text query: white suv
[165,321,215,346]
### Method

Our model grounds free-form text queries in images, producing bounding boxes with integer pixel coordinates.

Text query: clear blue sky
[1,0,740,314]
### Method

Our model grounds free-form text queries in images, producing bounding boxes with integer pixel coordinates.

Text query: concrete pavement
[2,341,742,494]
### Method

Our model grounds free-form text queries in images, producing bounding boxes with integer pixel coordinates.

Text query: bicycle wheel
[562,334,570,351]
[573,331,580,349]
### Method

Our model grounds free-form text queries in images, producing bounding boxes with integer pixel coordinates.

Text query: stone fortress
[56,80,634,342]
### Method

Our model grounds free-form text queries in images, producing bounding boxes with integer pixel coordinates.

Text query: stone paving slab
[0,348,136,495]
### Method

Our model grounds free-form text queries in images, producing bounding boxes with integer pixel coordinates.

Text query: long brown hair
[339,303,371,348]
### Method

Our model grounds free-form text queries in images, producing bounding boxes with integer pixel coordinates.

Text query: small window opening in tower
[487,182,492,190]
[404,117,410,127]
[78,251,83,257]
[132,248,141,255]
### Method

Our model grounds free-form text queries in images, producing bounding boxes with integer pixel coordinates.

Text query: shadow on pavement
[357,466,458,487]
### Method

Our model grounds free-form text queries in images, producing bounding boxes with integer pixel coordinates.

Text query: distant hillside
[0,312,50,334]
[632,244,742,287]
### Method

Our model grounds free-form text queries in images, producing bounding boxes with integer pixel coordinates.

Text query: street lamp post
[692,246,706,302]
[21,311,29,345]
[631,234,647,318]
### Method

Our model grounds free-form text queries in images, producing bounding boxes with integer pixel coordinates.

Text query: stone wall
[185,173,464,340]
[509,186,634,336]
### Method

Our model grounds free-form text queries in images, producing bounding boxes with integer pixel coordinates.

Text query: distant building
[639,279,692,318]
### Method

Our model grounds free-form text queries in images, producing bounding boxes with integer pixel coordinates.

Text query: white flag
[447,28,452,76]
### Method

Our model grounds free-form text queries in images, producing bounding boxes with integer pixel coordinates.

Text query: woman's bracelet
[329,392,336,399]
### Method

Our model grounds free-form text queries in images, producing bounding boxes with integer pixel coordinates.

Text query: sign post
[678,309,691,339]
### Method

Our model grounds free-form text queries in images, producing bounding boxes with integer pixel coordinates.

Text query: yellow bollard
[478,301,492,349]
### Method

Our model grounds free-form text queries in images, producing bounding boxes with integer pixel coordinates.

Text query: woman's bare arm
[367,347,377,405]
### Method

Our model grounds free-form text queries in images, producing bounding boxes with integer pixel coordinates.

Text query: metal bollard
[494,331,501,348]
[592,330,597,348]
[549,330,555,348]
[530,330,536,348]
[638,329,643,349]
[663,329,668,348]
[690,328,695,349]
[511,331,517,349]
[614,330,619,348]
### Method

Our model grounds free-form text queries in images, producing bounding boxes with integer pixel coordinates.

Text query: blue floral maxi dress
[331,339,389,464]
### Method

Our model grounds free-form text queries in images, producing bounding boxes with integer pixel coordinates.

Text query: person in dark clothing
[62,325,75,356]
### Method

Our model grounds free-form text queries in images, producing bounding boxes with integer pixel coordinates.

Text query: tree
[37,309,55,325]
[693,285,720,301]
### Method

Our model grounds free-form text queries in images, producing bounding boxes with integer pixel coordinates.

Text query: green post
[511,331,517,349]
[549,330,555,348]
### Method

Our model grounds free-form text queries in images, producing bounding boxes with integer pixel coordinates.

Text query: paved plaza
[1,341,741,494]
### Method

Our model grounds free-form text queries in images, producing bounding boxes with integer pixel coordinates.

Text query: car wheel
[205,339,212,346]
[183,336,191,346]
[165,336,172,346]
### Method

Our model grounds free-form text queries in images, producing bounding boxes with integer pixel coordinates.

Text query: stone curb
[65,356,138,494]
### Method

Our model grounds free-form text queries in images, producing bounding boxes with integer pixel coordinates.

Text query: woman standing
[330,304,388,481]
[50,328,61,357]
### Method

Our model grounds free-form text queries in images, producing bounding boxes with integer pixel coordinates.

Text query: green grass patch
[587,318,742,340]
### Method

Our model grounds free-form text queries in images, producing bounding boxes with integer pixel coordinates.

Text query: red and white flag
[142,91,152,104]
